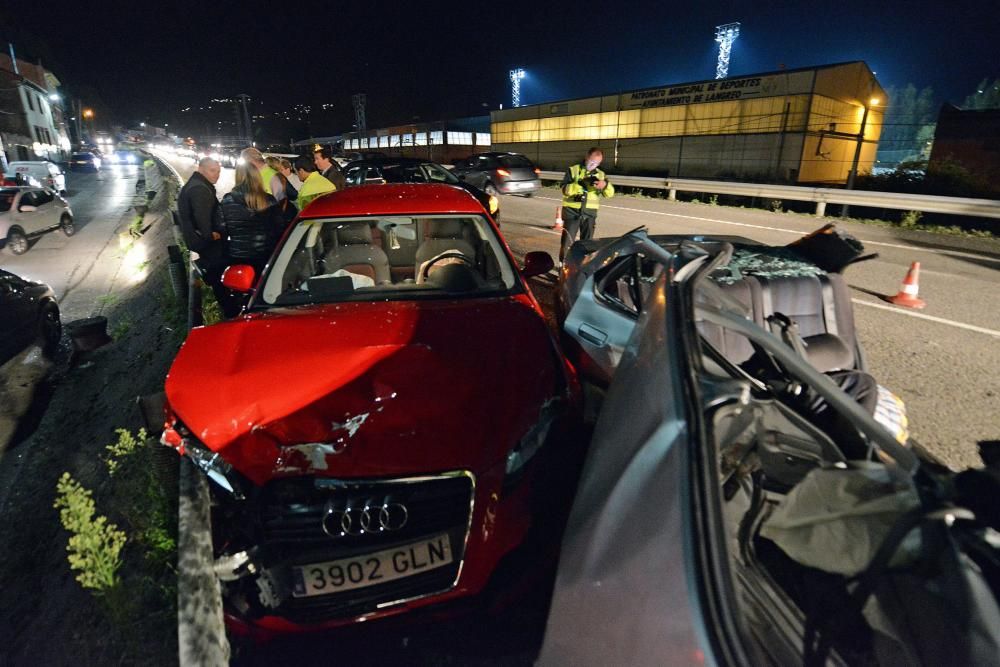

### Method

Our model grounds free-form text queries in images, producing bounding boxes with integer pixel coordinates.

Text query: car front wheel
[5,228,28,255]
[60,214,75,236]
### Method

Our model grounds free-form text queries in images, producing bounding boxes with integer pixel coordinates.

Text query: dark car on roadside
[0,269,62,366]
[343,157,500,221]
[451,152,542,197]
[69,151,101,172]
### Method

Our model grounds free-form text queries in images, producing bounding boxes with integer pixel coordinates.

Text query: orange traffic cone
[552,206,564,231]
[887,262,926,309]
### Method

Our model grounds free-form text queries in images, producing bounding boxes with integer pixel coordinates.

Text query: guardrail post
[188,263,204,331]
[815,201,826,217]
[177,458,230,666]
[668,188,677,201]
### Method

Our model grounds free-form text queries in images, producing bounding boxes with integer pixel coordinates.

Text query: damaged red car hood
[165,295,562,485]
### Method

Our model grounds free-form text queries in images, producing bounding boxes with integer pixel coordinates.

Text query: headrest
[425,219,465,240]
[336,223,373,245]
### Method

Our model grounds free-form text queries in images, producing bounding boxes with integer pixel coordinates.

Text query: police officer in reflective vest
[560,147,614,262]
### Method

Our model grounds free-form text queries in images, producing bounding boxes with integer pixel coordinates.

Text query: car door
[561,233,672,385]
[31,189,59,230]
[474,156,496,189]
[0,271,36,365]
[14,190,44,234]
[450,157,473,181]
[540,256,713,667]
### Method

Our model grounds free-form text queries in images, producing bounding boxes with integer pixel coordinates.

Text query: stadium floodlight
[715,23,741,79]
[509,68,526,108]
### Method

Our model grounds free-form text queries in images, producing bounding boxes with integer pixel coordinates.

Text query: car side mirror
[522,251,554,279]
[222,265,256,293]
[18,205,36,213]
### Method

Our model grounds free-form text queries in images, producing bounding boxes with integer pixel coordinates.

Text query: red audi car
[162,183,578,638]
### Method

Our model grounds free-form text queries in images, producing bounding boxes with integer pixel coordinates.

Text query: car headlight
[504,398,559,483]
[162,420,249,498]
[488,195,499,215]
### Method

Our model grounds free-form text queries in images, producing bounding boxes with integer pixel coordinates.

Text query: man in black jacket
[177,157,233,312]
[313,146,346,191]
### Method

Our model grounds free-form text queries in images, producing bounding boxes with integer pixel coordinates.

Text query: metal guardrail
[537,171,1000,219]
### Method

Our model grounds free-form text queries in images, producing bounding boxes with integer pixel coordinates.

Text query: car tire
[522,192,534,198]
[60,214,75,237]
[38,301,62,355]
[5,228,28,255]
[484,181,498,197]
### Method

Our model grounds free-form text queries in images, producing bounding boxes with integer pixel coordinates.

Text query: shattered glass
[713,245,828,285]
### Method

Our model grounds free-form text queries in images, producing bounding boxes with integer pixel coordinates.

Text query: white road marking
[508,222,561,236]
[852,298,1000,338]
[533,195,1000,263]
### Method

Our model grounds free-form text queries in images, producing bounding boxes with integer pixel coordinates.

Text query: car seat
[414,219,477,278]
[323,223,390,284]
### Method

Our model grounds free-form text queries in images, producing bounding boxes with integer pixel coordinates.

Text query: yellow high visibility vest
[561,163,615,211]
[296,172,336,211]
[258,164,278,195]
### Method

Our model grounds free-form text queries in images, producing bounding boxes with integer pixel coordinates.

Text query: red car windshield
[257,215,518,306]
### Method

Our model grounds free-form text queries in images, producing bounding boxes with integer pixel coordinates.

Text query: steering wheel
[419,252,476,283]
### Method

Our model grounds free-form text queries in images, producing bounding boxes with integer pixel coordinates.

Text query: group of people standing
[177,142,611,317]
[176,146,343,316]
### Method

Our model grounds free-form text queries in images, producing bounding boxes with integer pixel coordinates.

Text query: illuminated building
[490,61,886,184]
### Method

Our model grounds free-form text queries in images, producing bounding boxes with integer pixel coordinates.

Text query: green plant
[900,210,923,228]
[110,316,134,341]
[769,199,783,212]
[96,293,121,308]
[128,216,145,238]
[708,194,719,206]
[201,284,223,326]
[105,427,148,476]
[53,473,127,594]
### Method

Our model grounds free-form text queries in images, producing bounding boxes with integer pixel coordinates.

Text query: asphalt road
[0,164,144,321]
[157,151,999,469]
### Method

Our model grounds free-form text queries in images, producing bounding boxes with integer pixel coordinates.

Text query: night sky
[3,0,997,138]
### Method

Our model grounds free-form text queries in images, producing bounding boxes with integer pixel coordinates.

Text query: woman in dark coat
[220,162,285,276]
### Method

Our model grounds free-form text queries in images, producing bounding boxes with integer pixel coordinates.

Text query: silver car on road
[0,187,75,255]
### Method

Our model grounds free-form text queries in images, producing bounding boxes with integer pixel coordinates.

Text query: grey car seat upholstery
[323,223,391,284]
[414,219,477,276]
[755,274,857,372]
[702,272,858,373]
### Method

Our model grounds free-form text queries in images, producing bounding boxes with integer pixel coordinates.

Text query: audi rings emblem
[322,500,408,538]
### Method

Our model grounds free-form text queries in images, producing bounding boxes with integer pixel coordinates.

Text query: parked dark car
[538,229,1000,666]
[343,157,500,221]
[0,269,62,366]
[451,152,542,197]
[69,151,101,172]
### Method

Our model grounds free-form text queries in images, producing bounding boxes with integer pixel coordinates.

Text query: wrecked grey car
[540,230,1000,666]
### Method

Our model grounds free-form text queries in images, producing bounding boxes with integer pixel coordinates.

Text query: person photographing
[559,147,614,263]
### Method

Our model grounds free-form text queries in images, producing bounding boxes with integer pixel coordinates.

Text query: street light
[842,96,879,217]
[82,108,94,120]
[509,68,525,108]
[48,93,60,102]
[140,122,146,127]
